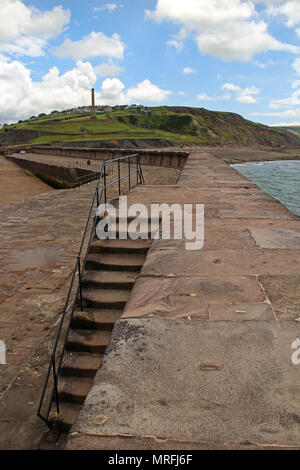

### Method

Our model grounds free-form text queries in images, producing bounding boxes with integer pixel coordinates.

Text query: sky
[1,1,300,126]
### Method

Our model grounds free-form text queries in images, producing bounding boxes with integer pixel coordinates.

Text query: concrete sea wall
[7,155,92,188]
[30,146,188,170]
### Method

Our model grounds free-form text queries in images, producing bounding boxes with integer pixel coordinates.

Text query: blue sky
[1,0,300,126]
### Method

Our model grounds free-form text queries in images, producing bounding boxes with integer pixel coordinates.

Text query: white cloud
[98,77,126,104]
[0,59,96,123]
[167,27,188,52]
[94,3,123,13]
[54,31,125,60]
[0,37,47,58]
[237,94,257,104]
[127,79,171,102]
[237,86,260,103]
[0,58,171,123]
[267,57,300,109]
[267,1,300,27]
[0,1,70,41]
[146,0,299,61]
[253,61,267,69]
[222,82,260,103]
[292,80,300,89]
[0,53,9,62]
[0,1,70,57]
[253,59,278,69]
[197,87,251,102]
[222,82,242,91]
[183,67,196,74]
[146,0,256,26]
[269,89,300,109]
[166,39,183,52]
[96,78,171,105]
[197,92,215,101]
[293,57,300,74]
[273,121,300,126]
[95,63,123,77]
[252,108,300,118]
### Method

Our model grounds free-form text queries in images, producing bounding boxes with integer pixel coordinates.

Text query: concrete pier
[0,156,53,207]
[0,161,178,449]
[66,151,300,450]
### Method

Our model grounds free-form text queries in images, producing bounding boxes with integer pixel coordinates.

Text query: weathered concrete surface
[7,154,94,185]
[0,181,97,449]
[7,152,180,188]
[29,146,188,170]
[67,319,300,449]
[120,275,270,321]
[0,156,52,207]
[67,150,300,450]
[0,161,179,449]
[8,152,102,172]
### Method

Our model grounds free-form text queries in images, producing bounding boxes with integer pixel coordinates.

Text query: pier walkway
[66,150,300,450]
[0,161,178,449]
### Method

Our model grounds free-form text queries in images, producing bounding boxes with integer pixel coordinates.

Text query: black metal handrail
[37,153,144,426]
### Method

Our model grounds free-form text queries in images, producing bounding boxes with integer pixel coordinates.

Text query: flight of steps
[48,213,153,434]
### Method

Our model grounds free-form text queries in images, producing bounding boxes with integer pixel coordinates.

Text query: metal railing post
[138,156,142,184]
[52,357,59,414]
[96,186,99,207]
[118,160,121,196]
[136,155,138,185]
[128,158,131,190]
[104,162,107,206]
[77,257,83,312]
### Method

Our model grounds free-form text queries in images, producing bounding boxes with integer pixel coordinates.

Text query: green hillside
[1,105,299,148]
[277,126,300,139]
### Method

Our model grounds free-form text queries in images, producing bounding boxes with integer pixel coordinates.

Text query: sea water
[232,160,300,217]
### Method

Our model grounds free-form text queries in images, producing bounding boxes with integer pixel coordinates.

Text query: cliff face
[164,107,299,147]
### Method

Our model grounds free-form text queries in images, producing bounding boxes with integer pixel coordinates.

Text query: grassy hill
[277,126,300,140]
[1,105,299,148]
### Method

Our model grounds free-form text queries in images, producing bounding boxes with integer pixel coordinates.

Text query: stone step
[97,213,160,224]
[96,222,159,239]
[97,213,144,222]
[82,287,130,309]
[72,309,122,330]
[85,253,145,271]
[61,351,103,378]
[89,238,152,255]
[49,403,81,432]
[39,432,68,450]
[58,376,92,405]
[66,328,111,353]
[81,269,137,289]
